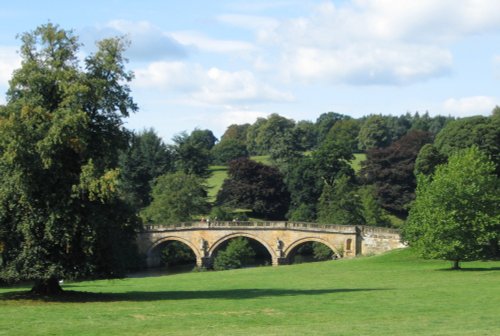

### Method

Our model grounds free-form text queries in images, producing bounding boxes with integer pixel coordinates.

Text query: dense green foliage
[413,143,447,176]
[172,130,214,177]
[404,147,500,268]
[317,175,364,225]
[434,115,500,174]
[213,237,256,271]
[207,110,455,225]
[160,241,196,268]
[327,118,361,153]
[119,129,174,210]
[315,112,350,145]
[211,139,248,165]
[358,115,391,150]
[141,172,209,224]
[0,24,140,294]
[358,185,391,227]
[284,157,322,221]
[1,249,499,335]
[291,242,336,263]
[246,114,295,155]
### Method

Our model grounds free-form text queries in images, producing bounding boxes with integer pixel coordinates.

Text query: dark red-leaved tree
[360,130,433,218]
[216,158,290,220]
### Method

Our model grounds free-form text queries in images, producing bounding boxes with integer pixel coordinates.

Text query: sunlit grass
[1,249,499,335]
[351,153,366,172]
[206,165,228,202]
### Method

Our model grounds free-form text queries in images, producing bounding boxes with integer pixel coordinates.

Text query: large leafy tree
[403,147,499,269]
[361,130,433,217]
[358,115,391,150]
[220,123,249,144]
[0,24,139,294]
[294,120,318,151]
[212,124,250,165]
[315,112,350,145]
[141,172,209,224]
[285,156,324,222]
[284,156,322,221]
[269,128,304,167]
[434,114,500,175]
[216,158,290,219]
[284,132,355,221]
[414,143,447,176]
[211,139,248,165]
[312,132,355,186]
[246,114,295,155]
[317,175,364,225]
[326,118,361,154]
[358,185,391,227]
[172,129,215,177]
[119,129,174,210]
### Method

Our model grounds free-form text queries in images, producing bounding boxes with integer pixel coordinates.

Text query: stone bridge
[137,221,404,268]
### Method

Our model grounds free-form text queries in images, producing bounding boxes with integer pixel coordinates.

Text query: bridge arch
[208,232,277,259]
[284,237,341,260]
[147,236,202,268]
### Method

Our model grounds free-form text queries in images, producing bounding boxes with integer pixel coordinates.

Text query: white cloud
[347,0,500,43]
[171,31,256,54]
[0,46,20,86]
[83,20,187,61]
[234,0,500,85]
[133,61,203,91]
[443,96,497,117]
[282,44,452,85]
[133,61,294,105]
[192,67,294,104]
[0,46,21,103]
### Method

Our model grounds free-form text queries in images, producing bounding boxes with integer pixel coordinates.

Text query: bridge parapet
[143,221,359,233]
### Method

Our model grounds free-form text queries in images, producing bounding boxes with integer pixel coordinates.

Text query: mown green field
[1,249,499,336]
[206,165,228,201]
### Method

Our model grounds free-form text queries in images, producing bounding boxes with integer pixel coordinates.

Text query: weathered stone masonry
[137,221,405,268]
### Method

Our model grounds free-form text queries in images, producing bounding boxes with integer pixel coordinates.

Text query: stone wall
[358,226,406,255]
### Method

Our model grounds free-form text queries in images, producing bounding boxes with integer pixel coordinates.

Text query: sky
[1,0,499,142]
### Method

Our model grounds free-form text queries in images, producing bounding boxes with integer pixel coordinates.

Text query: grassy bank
[1,249,499,335]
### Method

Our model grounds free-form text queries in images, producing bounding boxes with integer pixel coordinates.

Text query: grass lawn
[1,249,499,335]
[206,165,228,202]
[250,155,272,165]
[351,153,366,172]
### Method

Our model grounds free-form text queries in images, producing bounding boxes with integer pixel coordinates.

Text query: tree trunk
[31,278,63,295]
[451,260,461,270]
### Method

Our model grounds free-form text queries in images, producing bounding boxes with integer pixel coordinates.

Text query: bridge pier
[273,257,289,266]
[198,257,213,269]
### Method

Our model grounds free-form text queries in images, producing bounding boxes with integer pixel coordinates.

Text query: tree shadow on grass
[437,267,500,272]
[0,287,388,303]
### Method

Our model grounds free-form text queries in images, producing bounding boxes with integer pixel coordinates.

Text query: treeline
[121,109,498,228]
